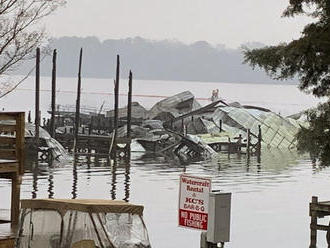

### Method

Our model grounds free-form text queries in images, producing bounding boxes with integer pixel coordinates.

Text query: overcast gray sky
[44,0,312,48]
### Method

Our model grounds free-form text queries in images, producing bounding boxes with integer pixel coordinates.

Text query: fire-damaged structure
[46,91,306,164]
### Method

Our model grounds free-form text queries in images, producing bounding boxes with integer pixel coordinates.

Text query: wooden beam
[0,125,16,132]
[10,175,21,226]
[16,112,25,175]
[127,71,132,139]
[310,196,318,248]
[50,49,57,138]
[73,48,83,154]
[0,137,16,144]
[0,149,16,159]
[113,55,120,156]
[35,47,40,148]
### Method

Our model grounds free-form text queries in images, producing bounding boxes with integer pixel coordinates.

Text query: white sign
[178,174,211,230]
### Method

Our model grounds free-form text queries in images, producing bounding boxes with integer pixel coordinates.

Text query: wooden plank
[0,114,16,121]
[0,238,15,248]
[311,224,330,232]
[0,126,16,133]
[0,149,16,159]
[0,164,18,173]
[0,137,16,145]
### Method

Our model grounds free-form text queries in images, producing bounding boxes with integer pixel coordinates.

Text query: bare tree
[0,0,65,97]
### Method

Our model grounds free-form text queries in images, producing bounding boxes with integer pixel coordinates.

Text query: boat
[15,199,152,248]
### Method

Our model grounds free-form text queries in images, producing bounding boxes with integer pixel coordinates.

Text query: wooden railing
[0,112,25,175]
[0,112,25,227]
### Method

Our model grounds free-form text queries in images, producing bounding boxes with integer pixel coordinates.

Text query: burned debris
[39,90,306,164]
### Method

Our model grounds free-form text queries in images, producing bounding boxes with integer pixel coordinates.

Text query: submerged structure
[46,91,306,163]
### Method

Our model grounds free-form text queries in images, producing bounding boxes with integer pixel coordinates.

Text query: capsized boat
[15,199,151,248]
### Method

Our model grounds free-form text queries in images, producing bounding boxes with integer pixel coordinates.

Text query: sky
[43,0,313,48]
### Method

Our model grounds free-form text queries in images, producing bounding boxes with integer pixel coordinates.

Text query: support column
[10,175,21,226]
[310,196,318,248]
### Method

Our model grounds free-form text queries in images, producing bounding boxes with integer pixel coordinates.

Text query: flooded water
[0,77,329,247]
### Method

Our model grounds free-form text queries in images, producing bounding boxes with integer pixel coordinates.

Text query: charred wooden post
[126,71,133,159]
[50,49,57,138]
[28,111,31,123]
[112,55,120,157]
[181,118,184,134]
[35,48,40,148]
[219,120,222,132]
[257,125,262,155]
[89,116,94,135]
[73,48,83,154]
[127,71,132,139]
[247,129,251,157]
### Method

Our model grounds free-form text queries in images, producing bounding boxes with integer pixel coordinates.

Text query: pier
[309,196,330,247]
[0,112,25,248]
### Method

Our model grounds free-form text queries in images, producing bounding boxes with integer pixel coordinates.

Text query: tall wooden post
[219,120,222,132]
[247,129,251,157]
[113,55,120,157]
[50,49,57,138]
[257,125,262,155]
[127,71,132,139]
[74,48,83,154]
[35,48,40,148]
[309,196,318,248]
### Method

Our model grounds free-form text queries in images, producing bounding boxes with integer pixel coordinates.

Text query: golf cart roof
[21,199,144,216]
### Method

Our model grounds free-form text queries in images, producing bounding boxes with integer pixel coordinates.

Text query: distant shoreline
[10,74,299,86]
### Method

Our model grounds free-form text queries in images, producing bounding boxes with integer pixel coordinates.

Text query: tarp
[21,199,144,216]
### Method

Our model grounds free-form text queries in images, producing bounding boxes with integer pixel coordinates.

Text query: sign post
[178,174,211,230]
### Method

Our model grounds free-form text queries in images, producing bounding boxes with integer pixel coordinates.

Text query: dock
[0,112,25,248]
[309,196,330,247]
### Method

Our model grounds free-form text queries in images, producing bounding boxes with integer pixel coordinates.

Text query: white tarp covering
[16,208,151,248]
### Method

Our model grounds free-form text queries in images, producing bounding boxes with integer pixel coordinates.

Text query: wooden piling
[310,196,318,248]
[73,48,83,154]
[50,49,57,138]
[247,129,251,157]
[35,48,40,148]
[28,111,31,123]
[10,174,20,226]
[127,71,132,139]
[257,125,262,155]
[112,55,120,157]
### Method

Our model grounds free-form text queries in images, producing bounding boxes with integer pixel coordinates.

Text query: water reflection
[47,170,54,199]
[72,165,78,199]
[1,149,316,201]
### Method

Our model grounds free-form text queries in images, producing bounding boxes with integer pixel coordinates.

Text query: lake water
[0,77,329,248]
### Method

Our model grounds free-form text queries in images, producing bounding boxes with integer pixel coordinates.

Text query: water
[0,77,329,247]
